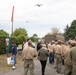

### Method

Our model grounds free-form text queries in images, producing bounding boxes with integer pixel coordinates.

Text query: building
[44,34,65,43]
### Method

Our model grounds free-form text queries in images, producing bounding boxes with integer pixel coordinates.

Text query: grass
[0,51,23,73]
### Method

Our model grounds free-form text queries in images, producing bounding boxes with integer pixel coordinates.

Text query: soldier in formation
[22,41,37,75]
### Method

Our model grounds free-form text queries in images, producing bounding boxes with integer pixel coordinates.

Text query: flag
[11,6,14,22]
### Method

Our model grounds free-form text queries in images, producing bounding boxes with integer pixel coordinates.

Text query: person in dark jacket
[38,44,49,75]
[37,41,42,51]
[12,41,17,69]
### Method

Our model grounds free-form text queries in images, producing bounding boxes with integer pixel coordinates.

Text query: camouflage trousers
[55,54,63,74]
[64,65,72,75]
[23,59,34,75]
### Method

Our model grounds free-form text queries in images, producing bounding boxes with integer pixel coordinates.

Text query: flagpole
[11,6,14,36]
[11,20,13,36]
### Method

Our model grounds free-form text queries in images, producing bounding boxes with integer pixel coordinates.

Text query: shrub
[0,37,6,54]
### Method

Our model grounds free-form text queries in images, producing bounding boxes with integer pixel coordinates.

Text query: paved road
[0,58,63,75]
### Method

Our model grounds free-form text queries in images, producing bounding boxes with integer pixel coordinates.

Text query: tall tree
[51,27,60,35]
[0,30,9,36]
[64,25,70,40]
[13,28,28,36]
[64,20,76,40]
[12,28,29,44]
[33,34,38,38]
[30,34,38,42]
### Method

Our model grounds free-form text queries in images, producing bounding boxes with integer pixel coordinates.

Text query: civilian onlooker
[12,41,17,69]
[23,39,30,47]
[38,44,49,75]
[37,40,42,51]
[24,39,35,48]
[22,42,25,50]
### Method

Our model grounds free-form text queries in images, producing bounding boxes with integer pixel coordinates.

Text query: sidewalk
[0,58,63,75]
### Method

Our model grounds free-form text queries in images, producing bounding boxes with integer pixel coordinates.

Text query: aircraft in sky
[35,4,43,7]
[25,21,29,23]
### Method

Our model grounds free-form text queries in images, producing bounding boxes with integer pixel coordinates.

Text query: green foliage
[9,35,29,51]
[0,42,6,54]
[0,30,9,36]
[0,30,9,54]
[13,28,29,44]
[64,20,76,40]
[0,28,29,54]
[18,35,28,43]
[64,25,70,40]
[0,37,6,54]
[13,28,28,36]
[10,36,19,45]
[33,34,38,37]
[30,34,38,42]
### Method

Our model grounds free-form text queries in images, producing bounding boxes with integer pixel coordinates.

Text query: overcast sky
[0,0,76,38]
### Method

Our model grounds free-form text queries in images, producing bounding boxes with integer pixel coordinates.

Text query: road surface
[0,58,63,75]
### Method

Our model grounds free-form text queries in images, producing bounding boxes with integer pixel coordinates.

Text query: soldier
[61,41,68,65]
[63,41,71,75]
[70,40,76,75]
[48,42,52,64]
[53,40,58,68]
[22,41,37,75]
[54,40,63,74]
[48,41,55,64]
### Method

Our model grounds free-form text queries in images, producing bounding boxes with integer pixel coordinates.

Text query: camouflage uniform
[64,46,72,75]
[70,46,76,75]
[55,43,63,74]
[22,41,37,75]
[64,40,76,75]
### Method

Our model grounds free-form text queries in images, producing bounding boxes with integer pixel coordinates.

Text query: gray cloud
[0,0,76,37]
